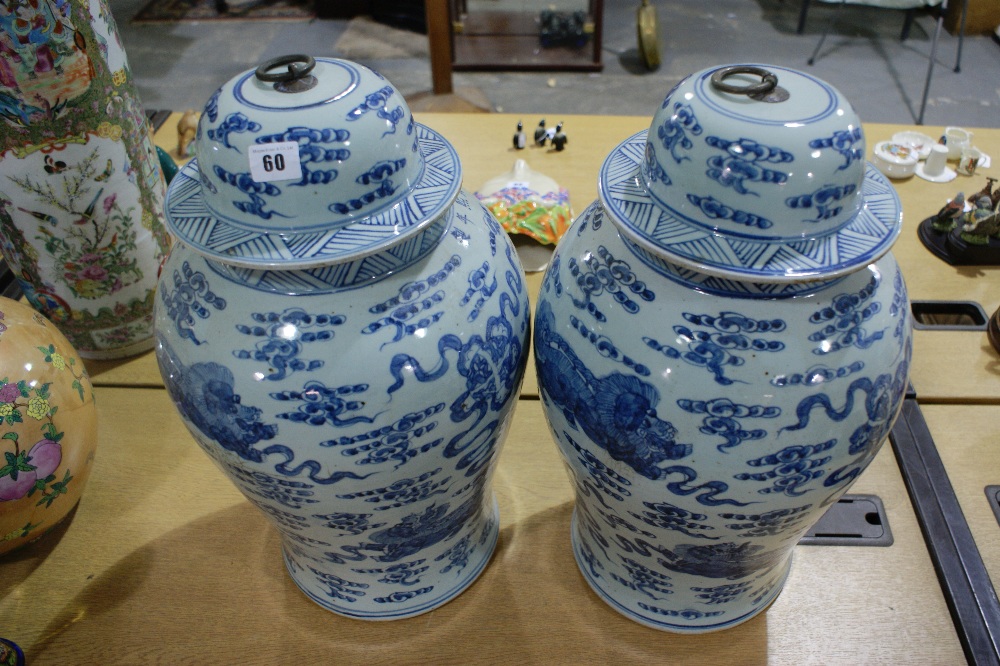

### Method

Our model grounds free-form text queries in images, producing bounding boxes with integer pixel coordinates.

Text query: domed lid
[599,64,902,282]
[164,56,461,269]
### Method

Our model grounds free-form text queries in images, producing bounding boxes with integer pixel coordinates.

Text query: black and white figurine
[513,120,526,150]
[534,119,548,146]
[552,122,567,151]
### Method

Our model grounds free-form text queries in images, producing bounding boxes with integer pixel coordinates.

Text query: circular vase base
[283,499,500,620]
[569,512,790,633]
[77,335,156,361]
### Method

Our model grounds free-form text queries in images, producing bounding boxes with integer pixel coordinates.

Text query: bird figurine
[969,177,997,210]
[513,121,526,150]
[930,192,965,233]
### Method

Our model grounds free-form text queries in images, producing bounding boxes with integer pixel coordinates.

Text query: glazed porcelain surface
[640,64,868,245]
[475,159,572,247]
[154,57,530,619]
[0,0,170,359]
[0,297,97,556]
[534,64,912,632]
[871,141,918,180]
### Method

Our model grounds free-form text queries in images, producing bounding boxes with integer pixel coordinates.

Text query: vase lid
[164,56,461,269]
[599,64,902,283]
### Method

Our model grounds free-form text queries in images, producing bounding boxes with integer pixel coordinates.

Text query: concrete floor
[112,0,1000,128]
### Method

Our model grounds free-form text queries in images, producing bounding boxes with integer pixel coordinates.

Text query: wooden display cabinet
[448,0,603,71]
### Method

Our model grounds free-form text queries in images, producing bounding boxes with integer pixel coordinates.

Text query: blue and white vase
[153,56,530,619]
[534,64,912,632]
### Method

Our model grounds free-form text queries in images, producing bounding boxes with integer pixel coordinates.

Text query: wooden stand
[449,0,603,71]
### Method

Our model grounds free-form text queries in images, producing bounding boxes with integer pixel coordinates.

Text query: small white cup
[957,146,981,176]
[944,126,972,159]
[923,144,949,177]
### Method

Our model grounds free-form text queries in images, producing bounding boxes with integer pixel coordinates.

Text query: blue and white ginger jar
[534,64,912,632]
[153,56,530,619]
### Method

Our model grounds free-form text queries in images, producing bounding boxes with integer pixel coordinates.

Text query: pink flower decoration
[79,264,109,281]
[102,193,117,215]
[0,382,19,403]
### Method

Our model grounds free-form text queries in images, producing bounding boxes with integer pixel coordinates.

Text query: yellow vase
[0,297,97,556]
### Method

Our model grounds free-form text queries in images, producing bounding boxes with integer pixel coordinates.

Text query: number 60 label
[248,141,303,183]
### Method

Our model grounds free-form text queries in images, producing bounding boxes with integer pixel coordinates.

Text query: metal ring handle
[710,65,778,96]
[255,55,316,83]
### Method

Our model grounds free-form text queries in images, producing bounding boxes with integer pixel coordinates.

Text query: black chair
[799,0,969,124]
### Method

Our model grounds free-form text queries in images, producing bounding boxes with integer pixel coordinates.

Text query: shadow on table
[26,501,770,664]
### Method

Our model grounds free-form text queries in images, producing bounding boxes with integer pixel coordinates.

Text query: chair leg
[917,0,946,125]
[901,8,914,41]
[954,0,968,72]
[807,0,846,66]
[798,0,809,34]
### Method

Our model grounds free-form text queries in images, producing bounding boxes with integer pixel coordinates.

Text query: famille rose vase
[0,296,97,556]
[153,56,530,619]
[0,0,170,359]
[534,64,912,632]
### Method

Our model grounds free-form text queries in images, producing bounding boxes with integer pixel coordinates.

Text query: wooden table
[5,113,997,664]
[922,404,1000,587]
[0,391,964,664]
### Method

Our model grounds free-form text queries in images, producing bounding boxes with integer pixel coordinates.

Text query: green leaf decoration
[1,432,17,442]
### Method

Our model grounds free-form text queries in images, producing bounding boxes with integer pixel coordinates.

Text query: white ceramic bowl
[640,64,865,243]
[891,130,934,159]
[871,141,918,179]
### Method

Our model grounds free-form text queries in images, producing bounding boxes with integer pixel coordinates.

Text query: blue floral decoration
[159,260,227,345]
[735,439,837,497]
[213,165,289,220]
[785,183,857,223]
[686,194,773,230]
[718,505,813,538]
[807,275,884,353]
[809,127,864,170]
[255,127,350,187]
[629,500,716,539]
[704,136,793,196]
[655,101,702,163]
[207,112,261,151]
[645,311,785,386]
[676,397,781,452]
[233,307,346,381]
[658,541,783,579]
[612,557,674,600]
[364,255,460,345]
[336,467,450,511]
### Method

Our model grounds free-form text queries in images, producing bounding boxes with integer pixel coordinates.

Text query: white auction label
[248,141,302,183]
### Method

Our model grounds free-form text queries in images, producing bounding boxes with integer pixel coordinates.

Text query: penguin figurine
[552,122,567,151]
[513,120,526,150]
[534,119,548,146]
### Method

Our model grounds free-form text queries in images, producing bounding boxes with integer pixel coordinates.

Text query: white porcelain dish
[871,141,918,179]
[891,130,934,159]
